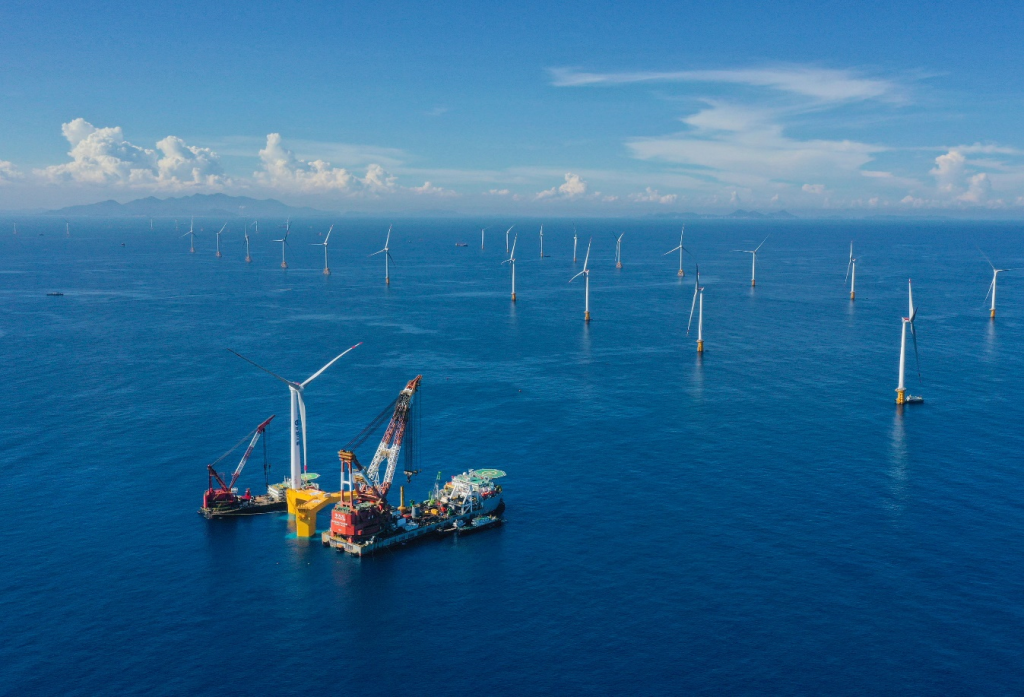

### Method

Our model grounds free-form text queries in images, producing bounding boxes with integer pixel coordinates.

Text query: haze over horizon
[3,1,1024,216]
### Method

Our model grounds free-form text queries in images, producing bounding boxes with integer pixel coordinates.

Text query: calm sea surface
[1,217,1023,695]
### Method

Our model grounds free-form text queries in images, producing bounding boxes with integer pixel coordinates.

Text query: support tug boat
[199,416,288,518]
[321,376,506,556]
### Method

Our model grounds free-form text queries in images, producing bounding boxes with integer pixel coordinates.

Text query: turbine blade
[227,349,294,386]
[300,342,362,387]
[754,234,770,252]
[569,270,585,283]
[909,321,921,379]
[687,279,699,334]
[845,259,852,283]
[324,225,333,244]
[510,234,517,257]
[583,239,591,269]
[984,277,994,306]
[663,246,681,255]
[369,249,384,256]
[977,245,995,270]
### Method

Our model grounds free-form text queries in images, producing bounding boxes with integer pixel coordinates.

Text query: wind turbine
[369,225,394,284]
[215,223,226,257]
[182,217,196,253]
[229,344,361,490]
[502,232,518,301]
[65,221,70,238]
[663,226,686,276]
[274,219,290,268]
[244,224,252,263]
[687,264,704,353]
[573,223,578,263]
[845,242,857,300]
[539,225,545,258]
[312,224,334,275]
[614,233,624,269]
[896,280,923,405]
[505,225,515,255]
[481,226,489,250]
[12,222,17,235]
[980,248,1013,319]
[569,238,592,322]
[737,233,770,284]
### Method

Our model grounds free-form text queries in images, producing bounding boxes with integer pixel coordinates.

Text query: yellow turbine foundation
[850,291,855,300]
[245,256,252,263]
[896,388,906,405]
[584,310,591,322]
[281,261,288,269]
[677,269,684,277]
[511,292,516,301]
[697,339,704,353]
[751,279,756,287]
[286,488,343,537]
[991,308,996,319]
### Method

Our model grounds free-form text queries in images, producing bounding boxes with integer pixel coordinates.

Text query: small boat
[460,514,503,534]
[46,292,64,297]
[455,242,468,247]
[904,395,924,404]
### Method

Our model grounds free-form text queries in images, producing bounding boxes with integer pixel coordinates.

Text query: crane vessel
[199,416,288,518]
[321,376,506,556]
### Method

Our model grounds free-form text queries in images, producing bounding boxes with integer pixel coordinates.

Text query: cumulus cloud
[255,134,401,195]
[485,188,511,196]
[931,149,966,194]
[410,181,457,196]
[536,172,588,199]
[37,118,225,189]
[802,183,826,194]
[629,187,677,204]
[0,160,22,183]
[960,172,992,203]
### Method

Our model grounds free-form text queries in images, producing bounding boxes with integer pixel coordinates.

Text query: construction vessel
[320,376,507,556]
[199,416,287,518]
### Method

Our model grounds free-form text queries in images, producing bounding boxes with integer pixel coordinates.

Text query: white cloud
[485,188,511,196]
[802,183,826,194]
[931,149,966,194]
[257,133,355,191]
[628,103,882,184]
[361,163,397,192]
[960,172,992,203]
[37,118,225,189]
[629,187,677,204]
[0,160,22,183]
[536,172,588,199]
[410,181,457,197]
[549,65,898,102]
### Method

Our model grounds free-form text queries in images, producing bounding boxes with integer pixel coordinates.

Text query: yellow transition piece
[286,488,344,537]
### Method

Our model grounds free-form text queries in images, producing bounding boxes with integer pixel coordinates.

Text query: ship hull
[199,497,287,519]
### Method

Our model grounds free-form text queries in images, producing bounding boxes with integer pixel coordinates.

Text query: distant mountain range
[648,209,797,220]
[49,194,328,218]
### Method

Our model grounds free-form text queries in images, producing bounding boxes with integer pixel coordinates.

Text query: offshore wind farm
[6,0,1024,693]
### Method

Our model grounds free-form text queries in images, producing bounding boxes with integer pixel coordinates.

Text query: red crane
[204,416,275,510]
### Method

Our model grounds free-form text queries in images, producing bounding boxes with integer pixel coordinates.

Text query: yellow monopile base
[616,262,622,269]
[697,340,704,353]
[190,249,195,254]
[896,388,906,405]
[286,488,343,537]
[281,261,288,269]
[386,277,390,285]
[751,279,756,287]
[584,310,591,322]
[991,308,996,319]
[511,292,516,302]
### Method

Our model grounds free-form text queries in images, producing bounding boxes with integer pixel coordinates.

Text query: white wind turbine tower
[65,221,70,238]
[735,234,770,287]
[539,225,545,258]
[614,233,624,269]
[502,232,518,302]
[244,224,253,263]
[312,224,334,275]
[569,238,592,322]
[274,219,290,268]
[573,223,578,263]
[229,343,362,490]
[215,223,226,257]
[663,226,686,276]
[895,280,923,405]
[481,226,489,250]
[980,248,1013,319]
[182,217,196,253]
[687,263,705,353]
[505,225,515,255]
[369,225,394,284]
[846,242,857,300]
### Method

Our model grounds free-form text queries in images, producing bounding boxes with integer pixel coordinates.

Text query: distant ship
[455,242,468,247]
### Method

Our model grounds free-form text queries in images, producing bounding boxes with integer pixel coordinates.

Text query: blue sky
[2,0,1024,214]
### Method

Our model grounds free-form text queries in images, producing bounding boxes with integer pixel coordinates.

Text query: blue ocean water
[1,217,1023,695]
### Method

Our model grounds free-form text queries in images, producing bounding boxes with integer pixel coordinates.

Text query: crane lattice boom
[361,376,421,498]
